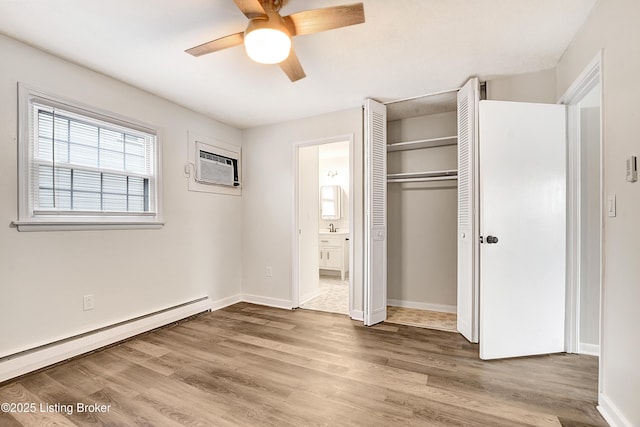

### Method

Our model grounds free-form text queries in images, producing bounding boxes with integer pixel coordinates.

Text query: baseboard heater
[0,296,212,383]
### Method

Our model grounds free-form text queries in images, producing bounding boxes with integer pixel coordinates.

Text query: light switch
[607,194,616,217]
[627,156,638,182]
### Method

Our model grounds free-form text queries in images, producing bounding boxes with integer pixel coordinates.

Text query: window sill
[11,220,164,232]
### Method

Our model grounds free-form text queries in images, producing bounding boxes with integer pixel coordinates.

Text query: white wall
[0,35,242,357]
[387,111,458,310]
[241,108,363,313]
[557,1,640,425]
[487,67,557,104]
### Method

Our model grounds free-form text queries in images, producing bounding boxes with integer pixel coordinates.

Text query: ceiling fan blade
[279,48,306,82]
[233,0,267,19]
[283,3,364,37]
[185,32,244,57]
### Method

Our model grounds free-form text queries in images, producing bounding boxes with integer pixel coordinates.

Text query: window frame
[14,83,164,231]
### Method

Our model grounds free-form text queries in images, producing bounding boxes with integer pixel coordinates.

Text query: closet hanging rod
[387,169,457,179]
[387,135,457,152]
[382,87,461,105]
[387,176,458,183]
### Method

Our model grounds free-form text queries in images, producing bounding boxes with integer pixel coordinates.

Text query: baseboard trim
[350,310,364,321]
[579,342,600,356]
[210,294,242,311]
[598,392,634,427]
[387,299,456,314]
[0,297,212,384]
[240,294,293,310]
[299,289,322,306]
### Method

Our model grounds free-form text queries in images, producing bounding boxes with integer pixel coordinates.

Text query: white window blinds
[15,84,163,231]
[31,104,156,214]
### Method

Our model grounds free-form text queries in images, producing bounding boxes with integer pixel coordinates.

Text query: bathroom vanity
[319,230,349,280]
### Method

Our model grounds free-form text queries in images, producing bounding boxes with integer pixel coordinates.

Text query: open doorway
[576,82,601,356]
[294,138,352,315]
[562,54,603,358]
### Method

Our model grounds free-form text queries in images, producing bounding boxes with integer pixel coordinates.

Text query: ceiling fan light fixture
[244,14,291,65]
[186,1,365,82]
[245,28,291,64]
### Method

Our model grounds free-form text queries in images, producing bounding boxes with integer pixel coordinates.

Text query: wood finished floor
[0,303,606,426]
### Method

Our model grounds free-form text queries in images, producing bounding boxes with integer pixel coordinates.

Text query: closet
[364,78,569,360]
[385,91,459,319]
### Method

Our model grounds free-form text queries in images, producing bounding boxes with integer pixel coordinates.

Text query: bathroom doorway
[294,137,352,316]
[560,55,603,357]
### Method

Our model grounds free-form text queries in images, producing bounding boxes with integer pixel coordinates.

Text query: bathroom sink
[319,229,349,235]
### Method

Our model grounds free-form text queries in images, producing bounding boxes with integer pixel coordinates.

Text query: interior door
[479,100,566,360]
[457,77,480,343]
[364,99,387,326]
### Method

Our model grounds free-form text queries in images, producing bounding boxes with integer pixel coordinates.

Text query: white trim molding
[387,299,456,314]
[15,83,165,232]
[291,134,355,314]
[558,51,603,355]
[240,294,293,310]
[0,297,212,383]
[210,294,242,311]
[299,289,323,306]
[349,310,364,321]
[578,342,600,356]
[598,393,634,427]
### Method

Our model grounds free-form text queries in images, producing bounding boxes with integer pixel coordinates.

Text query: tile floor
[299,274,349,315]
[300,275,457,333]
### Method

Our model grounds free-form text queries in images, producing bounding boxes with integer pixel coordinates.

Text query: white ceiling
[0,0,597,129]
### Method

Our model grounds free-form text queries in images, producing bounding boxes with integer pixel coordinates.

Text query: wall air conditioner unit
[195,141,240,187]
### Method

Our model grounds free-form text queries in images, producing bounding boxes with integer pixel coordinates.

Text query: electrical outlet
[83,294,95,311]
[266,266,273,277]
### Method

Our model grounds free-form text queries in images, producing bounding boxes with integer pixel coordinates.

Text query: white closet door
[457,77,480,343]
[479,100,566,360]
[364,99,387,326]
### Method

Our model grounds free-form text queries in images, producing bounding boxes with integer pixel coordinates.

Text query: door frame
[292,134,355,316]
[559,52,604,357]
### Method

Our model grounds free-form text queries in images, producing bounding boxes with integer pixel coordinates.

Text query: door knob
[486,235,499,244]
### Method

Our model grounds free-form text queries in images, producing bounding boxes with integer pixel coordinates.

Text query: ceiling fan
[186,0,365,82]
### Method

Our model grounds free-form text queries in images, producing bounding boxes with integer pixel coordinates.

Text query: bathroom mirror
[320,185,342,220]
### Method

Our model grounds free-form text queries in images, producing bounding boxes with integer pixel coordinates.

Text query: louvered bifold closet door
[364,99,387,326]
[457,78,480,343]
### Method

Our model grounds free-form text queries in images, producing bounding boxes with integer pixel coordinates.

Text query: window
[15,84,163,231]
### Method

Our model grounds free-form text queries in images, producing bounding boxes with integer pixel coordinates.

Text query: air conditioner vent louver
[197,149,238,187]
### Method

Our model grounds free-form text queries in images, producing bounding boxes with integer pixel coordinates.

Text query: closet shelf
[387,169,458,183]
[387,135,457,152]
